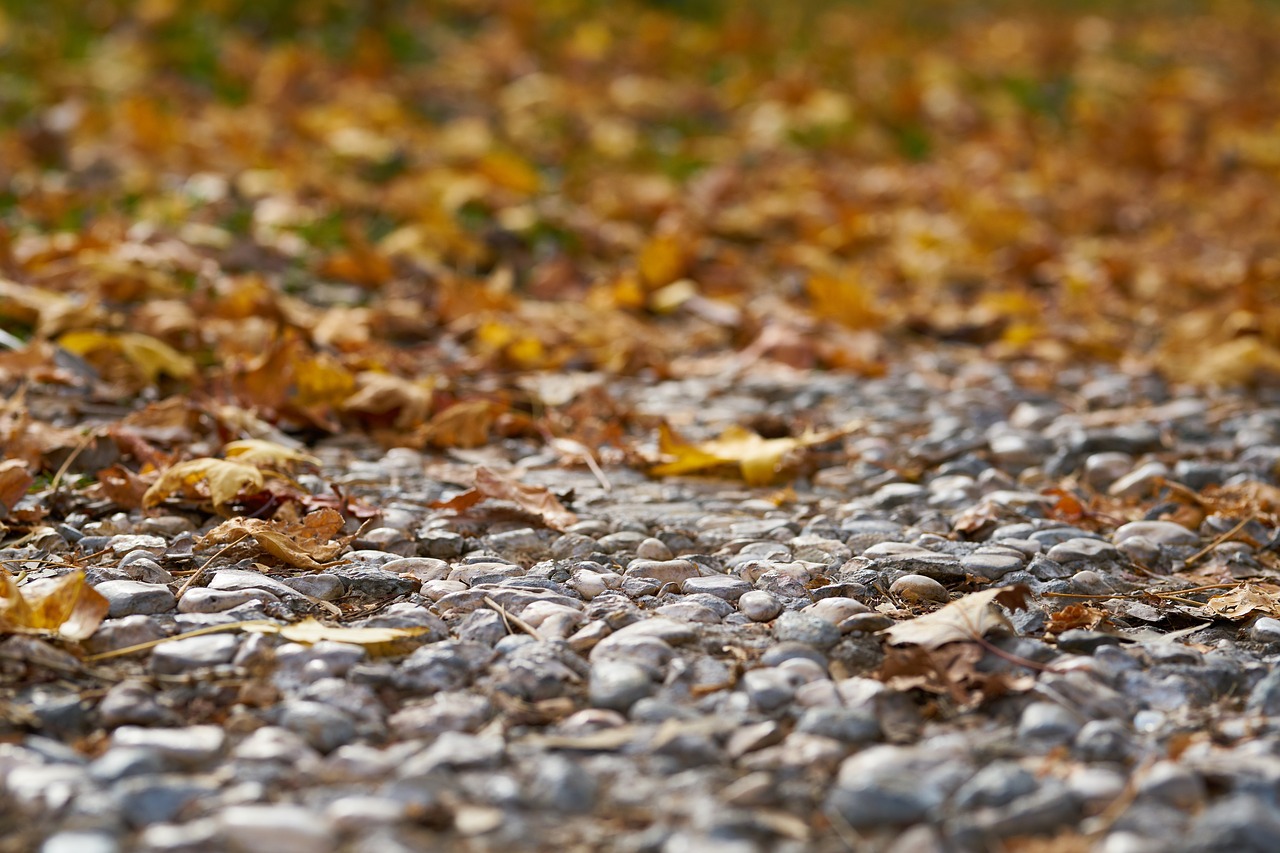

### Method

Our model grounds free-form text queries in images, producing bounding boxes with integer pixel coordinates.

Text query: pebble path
[7,350,1280,852]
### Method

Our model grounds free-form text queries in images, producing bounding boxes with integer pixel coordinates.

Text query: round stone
[889,574,948,603]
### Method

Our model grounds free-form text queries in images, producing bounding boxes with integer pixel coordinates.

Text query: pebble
[93,580,177,617]
[149,634,240,675]
[12,357,1280,853]
[889,574,948,603]
[773,610,842,649]
[738,590,783,621]
[217,804,335,853]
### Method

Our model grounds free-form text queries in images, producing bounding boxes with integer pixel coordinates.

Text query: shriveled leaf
[222,439,320,471]
[199,510,350,569]
[340,371,434,429]
[431,465,577,531]
[94,463,158,509]
[0,459,33,514]
[0,569,109,641]
[878,643,1034,709]
[240,616,432,654]
[1204,583,1280,621]
[652,422,845,486]
[881,585,1032,648]
[143,458,265,508]
[1046,603,1111,634]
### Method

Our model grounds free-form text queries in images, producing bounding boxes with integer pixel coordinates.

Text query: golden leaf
[651,422,843,486]
[59,330,196,383]
[222,439,320,471]
[0,569,109,641]
[1205,584,1280,621]
[142,458,266,508]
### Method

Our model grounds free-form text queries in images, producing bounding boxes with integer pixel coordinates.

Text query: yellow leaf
[638,234,688,289]
[652,423,843,486]
[143,458,265,508]
[0,569,109,641]
[59,330,195,382]
[222,439,320,470]
[117,333,197,381]
[240,616,434,654]
[806,271,881,330]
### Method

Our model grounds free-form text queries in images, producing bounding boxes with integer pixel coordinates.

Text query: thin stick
[1185,516,1256,566]
[175,532,252,601]
[483,595,539,638]
[83,621,257,661]
[48,431,97,497]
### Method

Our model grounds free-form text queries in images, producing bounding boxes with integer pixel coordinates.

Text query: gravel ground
[7,350,1280,852]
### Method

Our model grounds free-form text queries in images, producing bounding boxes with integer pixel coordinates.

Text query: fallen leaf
[143,458,266,508]
[651,422,845,486]
[431,465,577,531]
[1204,583,1280,621]
[0,569,109,641]
[881,585,1032,648]
[0,459,33,515]
[240,616,432,654]
[199,509,351,569]
[222,439,320,470]
[418,399,500,448]
[1046,603,1110,634]
[58,330,196,382]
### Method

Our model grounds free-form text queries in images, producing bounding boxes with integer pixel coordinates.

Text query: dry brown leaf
[0,569,109,641]
[340,371,434,429]
[199,509,351,569]
[878,643,1034,709]
[431,465,577,531]
[0,459,33,514]
[1204,583,1280,621]
[1046,603,1111,634]
[881,585,1032,648]
[419,400,500,449]
[93,464,155,509]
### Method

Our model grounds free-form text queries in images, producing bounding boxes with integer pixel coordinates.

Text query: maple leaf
[881,585,1032,649]
[0,569,109,641]
[651,422,846,486]
[431,466,577,531]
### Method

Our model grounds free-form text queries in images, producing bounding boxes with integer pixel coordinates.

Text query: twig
[483,595,540,638]
[1185,516,1256,567]
[48,431,97,498]
[83,621,256,661]
[175,533,252,601]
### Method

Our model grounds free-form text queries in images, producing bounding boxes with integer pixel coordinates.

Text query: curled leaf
[881,585,1032,649]
[431,466,577,531]
[222,439,320,470]
[0,459,33,515]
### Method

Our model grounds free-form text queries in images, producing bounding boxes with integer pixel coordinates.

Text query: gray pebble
[589,661,655,712]
[93,580,176,617]
[738,590,783,622]
[149,634,239,675]
[1017,702,1082,746]
[774,610,842,649]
